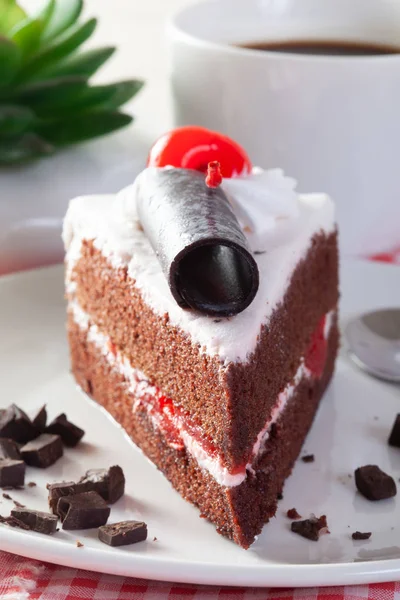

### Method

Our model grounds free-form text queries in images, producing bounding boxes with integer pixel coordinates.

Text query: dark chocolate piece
[301,454,315,463]
[388,414,400,448]
[98,520,147,547]
[0,405,38,444]
[0,514,30,529]
[2,493,11,500]
[47,481,83,514]
[10,508,58,535]
[355,465,396,501]
[135,168,259,316]
[78,465,125,503]
[291,515,328,541]
[277,492,283,500]
[0,459,25,488]
[58,491,110,530]
[32,405,47,432]
[21,434,63,468]
[0,438,21,460]
[287,508,302,520]
[45,413,84,447]
[352,531,372,540]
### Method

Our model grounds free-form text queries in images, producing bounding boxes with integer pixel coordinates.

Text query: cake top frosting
[63,166,335,364]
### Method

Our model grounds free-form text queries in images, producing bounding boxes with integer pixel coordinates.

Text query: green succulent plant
[0,0,144,164]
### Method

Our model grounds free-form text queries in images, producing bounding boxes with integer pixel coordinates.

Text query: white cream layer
[63,168,335,364]
[70,300,333,488]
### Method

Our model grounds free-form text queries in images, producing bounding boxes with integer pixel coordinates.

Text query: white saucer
[0,260,400,587]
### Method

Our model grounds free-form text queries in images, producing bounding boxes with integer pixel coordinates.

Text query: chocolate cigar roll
[135,167,259,316]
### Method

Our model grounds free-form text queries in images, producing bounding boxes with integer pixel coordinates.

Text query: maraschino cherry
[147,126,252,178]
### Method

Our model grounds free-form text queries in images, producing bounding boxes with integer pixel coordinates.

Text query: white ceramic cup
[168,0,400,256]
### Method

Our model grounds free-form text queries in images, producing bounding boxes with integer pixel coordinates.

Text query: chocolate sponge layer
[69,230,338,470]
[68,314,339,548]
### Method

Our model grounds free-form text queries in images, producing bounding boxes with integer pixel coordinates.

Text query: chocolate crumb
[302,454,315,463]
[76,540,84,548]
[213,319,222,323]
[352,531,371,540]
[291,515,329,541]
[2,493,11,500]
[153,536,158,541]
[287,508,302,520]
[27,482,37,488]
[254,250,266,255]
[12,499,25,508]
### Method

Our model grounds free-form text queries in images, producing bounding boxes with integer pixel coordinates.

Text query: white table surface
[0,0,192,275]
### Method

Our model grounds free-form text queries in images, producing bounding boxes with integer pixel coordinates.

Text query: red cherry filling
[147,126,252,178]
[305,316,327,379]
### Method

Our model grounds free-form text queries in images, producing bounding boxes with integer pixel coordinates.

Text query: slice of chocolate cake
[63,127,339,548]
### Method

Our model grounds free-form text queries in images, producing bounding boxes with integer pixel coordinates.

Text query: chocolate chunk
[355,465,397,501]
[21,434,63,468]
[277,492,283,500]
[388,414,400,448]
[78,465,125,504]
[10,508,58,535]
[302,454,315,463]
[0,514,30,529]
[2,493,11,500]
[0,459,25,488]
[45,414,84,447]
[0,439,21,460]
[291,515,329,541]
[0,405,38,444]
[352,531,372,540]
[32,405,47,432]
[135,168,259,316]
[58,491,110,530]
[47,481,87,514]
[287,508,302,520]
[27,481,36,488]
[98,520,147,547]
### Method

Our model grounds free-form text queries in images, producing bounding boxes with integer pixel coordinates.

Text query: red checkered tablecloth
[1,247,400,598]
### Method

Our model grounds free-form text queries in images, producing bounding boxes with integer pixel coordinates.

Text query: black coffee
[237,40,400,56]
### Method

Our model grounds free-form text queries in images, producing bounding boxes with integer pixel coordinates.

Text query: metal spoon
[345,308,400,383]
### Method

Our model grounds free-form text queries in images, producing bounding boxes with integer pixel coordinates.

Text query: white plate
[0,260,400,587]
